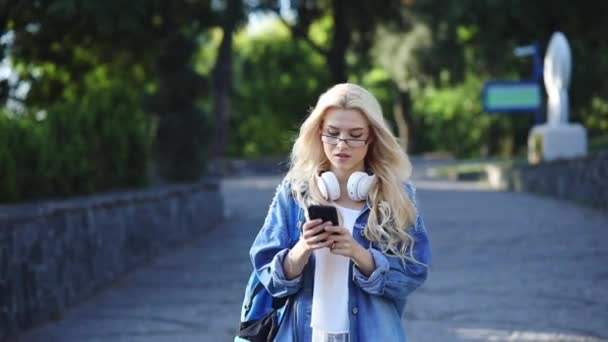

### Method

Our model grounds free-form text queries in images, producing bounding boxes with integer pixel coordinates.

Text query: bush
[0,112,47,201]
[412,73,534,158]
[0,81,153,203]
[230,24,330,157]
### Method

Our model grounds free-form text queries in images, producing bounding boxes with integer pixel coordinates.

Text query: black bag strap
[271,295,288,310]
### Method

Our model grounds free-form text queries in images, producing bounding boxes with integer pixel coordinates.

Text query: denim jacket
[249,178,431,342]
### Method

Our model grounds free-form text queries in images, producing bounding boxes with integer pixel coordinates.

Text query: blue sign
[481,42,544,124]
[481,81,542,112]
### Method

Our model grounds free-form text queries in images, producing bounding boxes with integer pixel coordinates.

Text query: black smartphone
[307,205,339,226]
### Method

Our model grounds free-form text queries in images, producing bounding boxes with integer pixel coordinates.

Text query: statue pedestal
[527,124,587,163]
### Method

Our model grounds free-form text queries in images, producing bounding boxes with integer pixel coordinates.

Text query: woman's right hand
[283,219,334,279]
[299,219,334,252]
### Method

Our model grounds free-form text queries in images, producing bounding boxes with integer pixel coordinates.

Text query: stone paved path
[14,160,608,342]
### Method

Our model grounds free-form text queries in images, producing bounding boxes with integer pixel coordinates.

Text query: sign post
[481,42,543,124]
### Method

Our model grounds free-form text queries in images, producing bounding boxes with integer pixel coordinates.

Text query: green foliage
[374,0,608,157]
[0,77,153,203]
[237,112,293,157]
[0,111,47,200]
[146,32,211,181]
[529,132,543,164]
[589,134,608,153]
[372,19,433,91]
[349,67,397,130]
[412,75,485,157]
[230,22,330,157]
[3,1,218,188]
[3,0,607,196]
[412,74,533,158]
[153,108,210,181]
[583,96,608,135]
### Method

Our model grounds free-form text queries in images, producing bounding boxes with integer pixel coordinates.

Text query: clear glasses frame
[320,134,368,148]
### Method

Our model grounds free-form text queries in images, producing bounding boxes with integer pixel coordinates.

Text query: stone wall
[0,180,223,341]
[507,150,608,210]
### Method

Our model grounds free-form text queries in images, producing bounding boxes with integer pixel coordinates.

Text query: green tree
[374,0,608,156]
[0,73,153,202]
[210,0,246,158]
[229,20,330,156]
[2,0,218,182]
[373,17,432,152]
[253,0,407,84]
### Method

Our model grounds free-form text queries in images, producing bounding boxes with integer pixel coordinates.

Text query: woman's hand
[283,219,334,280]
[323,225,362,258]
[324,225,376,276]
[300,219,335,252]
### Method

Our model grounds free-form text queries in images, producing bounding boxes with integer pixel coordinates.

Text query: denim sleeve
[352,181,431,301]
[249,180,303,298]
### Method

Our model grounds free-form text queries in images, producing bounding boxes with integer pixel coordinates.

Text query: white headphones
[316,170,377,201]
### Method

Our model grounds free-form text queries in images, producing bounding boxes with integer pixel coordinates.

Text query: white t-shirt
[311,204,361,340]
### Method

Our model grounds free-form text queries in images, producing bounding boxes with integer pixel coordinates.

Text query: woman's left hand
[324,225,376,276]
[324,225,364,259]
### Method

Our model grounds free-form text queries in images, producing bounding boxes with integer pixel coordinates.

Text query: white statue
[544,32,572,126]
[528,32,587,163]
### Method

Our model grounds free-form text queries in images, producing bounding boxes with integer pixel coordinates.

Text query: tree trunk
[211,21,235,159]
[486,121,501,156]
[392,83,414,152]
[328,0,349,83]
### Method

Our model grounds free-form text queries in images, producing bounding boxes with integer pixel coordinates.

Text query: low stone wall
[206,156,289,176]
[0,180,223,341]
[507,150,608,210]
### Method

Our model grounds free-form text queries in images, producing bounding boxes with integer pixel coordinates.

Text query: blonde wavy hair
[285,83,421,263]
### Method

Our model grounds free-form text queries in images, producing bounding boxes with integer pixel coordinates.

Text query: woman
[249,83,431,341]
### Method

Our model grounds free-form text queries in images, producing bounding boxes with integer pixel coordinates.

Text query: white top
[311,204,361,337]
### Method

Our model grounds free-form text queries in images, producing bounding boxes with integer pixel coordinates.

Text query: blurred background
[1,1,608,342]
[1,0,607,202]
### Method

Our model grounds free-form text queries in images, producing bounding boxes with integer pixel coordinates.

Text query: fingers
[301,219,323,232]
[302,221,329,239]
[323,225,347,235]
[328,244,349,256]
[308,231,333,245]
[330,240,353,250]
[329,240,359,257]
[301,220,336,251]
[307,225,348,244]
[301,221,352,252]
[330,241,347,249]
[310,239,334,250]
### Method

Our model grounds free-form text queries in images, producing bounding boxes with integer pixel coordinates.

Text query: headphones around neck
[316,170,377,201]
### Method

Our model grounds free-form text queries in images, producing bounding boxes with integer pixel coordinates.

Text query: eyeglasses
[321,134,368,148]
